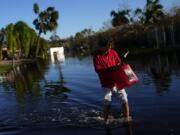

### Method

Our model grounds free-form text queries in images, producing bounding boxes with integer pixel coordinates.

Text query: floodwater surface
[0,52,180,135]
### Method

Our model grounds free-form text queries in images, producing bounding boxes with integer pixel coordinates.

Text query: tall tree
[81,28,95,37]
[144,0,165,24]
[111,9,131,27]
[5,24,18,56]
[33,3,59,57]
[5,21,40,59]
[14,21,32,58]
[0,28,6,59]
[134,8,145,23]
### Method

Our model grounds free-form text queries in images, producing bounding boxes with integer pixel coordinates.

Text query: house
[50,47,65,63]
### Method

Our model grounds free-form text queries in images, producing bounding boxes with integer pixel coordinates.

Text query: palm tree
[134,8,145,23]
[33,3,59,57]
[145,0,165,24]
[111,9,131,27]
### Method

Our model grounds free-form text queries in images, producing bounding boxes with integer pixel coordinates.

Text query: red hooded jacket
[93,48,122,88]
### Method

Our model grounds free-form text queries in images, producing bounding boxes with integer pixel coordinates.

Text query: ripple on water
[0,104,129,130]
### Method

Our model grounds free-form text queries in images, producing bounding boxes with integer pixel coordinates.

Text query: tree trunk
[0,47,2,60]
[170,23,175,47]
[35,31,41,58]
[162,25,166,47]
[155,27,159,48]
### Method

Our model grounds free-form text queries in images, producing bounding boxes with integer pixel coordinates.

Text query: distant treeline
[63,0,180,56]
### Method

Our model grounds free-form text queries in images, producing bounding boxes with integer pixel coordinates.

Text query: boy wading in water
[93,37,131,124]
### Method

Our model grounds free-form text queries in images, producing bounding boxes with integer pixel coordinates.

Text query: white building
[50,47,65,63]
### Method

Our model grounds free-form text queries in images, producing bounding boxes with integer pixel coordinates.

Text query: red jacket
[93,48,122,88]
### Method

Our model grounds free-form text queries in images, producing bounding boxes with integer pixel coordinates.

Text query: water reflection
[105,122,133,135]
[1,60,70,106]
[45,60,70,104]
[133,52,180,94]
[1,61,45,104]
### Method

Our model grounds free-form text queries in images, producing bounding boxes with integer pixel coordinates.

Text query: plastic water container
[113,64,139,90]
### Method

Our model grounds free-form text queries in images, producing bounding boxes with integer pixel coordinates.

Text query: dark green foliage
[3,21,48,59]
[111,9,131,27]
[144,0,165,24]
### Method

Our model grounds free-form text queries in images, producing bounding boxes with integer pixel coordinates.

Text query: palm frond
[33,19,38,25]
[110,10,117,17]
[33,3,39,14]
[51,11,59,20]
[47,7,55,12]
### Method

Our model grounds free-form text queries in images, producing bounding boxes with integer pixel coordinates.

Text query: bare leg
[125,121,133,135]
[122,101,130,120]
[104,105,110,123]
[122,101,133,134]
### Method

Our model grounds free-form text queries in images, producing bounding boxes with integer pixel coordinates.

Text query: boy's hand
[105,63,122,72]
[112,64,121,71]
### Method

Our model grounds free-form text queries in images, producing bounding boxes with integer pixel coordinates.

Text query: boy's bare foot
[123,116,132,123]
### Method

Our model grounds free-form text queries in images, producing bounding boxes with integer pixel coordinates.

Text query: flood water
[1,52,180,135]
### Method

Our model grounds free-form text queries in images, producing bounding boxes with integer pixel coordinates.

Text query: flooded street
[0,53,180,135]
